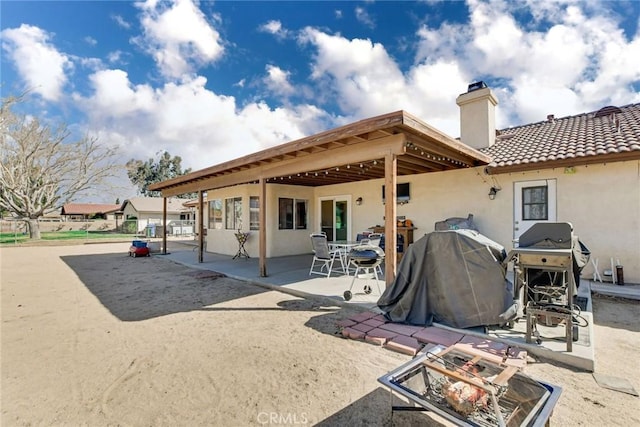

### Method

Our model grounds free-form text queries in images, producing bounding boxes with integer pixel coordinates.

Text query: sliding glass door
[319,196,351,241]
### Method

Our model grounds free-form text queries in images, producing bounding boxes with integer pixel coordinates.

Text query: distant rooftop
[61,203,121,215]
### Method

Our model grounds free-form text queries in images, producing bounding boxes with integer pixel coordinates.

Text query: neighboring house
[120,197,194,233]
[149,83,640,284]
[60,203,121,221]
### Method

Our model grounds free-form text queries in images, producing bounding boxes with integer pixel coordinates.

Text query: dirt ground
[1,242,639,426]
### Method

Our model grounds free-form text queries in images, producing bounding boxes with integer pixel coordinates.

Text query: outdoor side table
[233,231,250,259]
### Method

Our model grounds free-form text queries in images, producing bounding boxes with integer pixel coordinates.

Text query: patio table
[329,240,360,274]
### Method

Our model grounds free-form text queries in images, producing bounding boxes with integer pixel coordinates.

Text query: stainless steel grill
[507,222,590,351]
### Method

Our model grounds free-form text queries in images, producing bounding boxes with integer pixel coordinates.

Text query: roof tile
[484,103,640,169]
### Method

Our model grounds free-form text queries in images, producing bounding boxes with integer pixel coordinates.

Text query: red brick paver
[364,328,398,346]
[413,327,464,347]
[384,335,423,356]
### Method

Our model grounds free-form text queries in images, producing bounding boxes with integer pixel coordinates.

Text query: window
[249,196,260,230]
[208,199,222,229]
[278,198,308,230]
[522,186,548,220]
[295,199,307,229]
[225,197,242,230]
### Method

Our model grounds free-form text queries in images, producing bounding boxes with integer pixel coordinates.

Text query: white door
[513,179,557,243]
[319,196,351,241]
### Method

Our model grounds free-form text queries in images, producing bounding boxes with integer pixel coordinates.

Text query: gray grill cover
[377,229,512,328]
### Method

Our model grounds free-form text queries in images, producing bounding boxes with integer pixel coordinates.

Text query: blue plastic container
[132,240,148,248]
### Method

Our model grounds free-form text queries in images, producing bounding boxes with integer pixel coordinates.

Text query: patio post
[259,177,267,277]
[162,197,167,255]
[384,153,398,286]
[198,190,204,263]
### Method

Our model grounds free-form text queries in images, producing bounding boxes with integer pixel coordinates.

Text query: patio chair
[309,233,345,277]
[365,233,382,247]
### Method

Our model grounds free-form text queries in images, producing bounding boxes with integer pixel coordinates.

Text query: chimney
[456,81,499,149]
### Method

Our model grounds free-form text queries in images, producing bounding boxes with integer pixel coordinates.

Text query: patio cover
[377,229,513,328]
[147,110,491,282]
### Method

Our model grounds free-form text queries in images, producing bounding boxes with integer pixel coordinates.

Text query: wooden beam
[162,197,167,255]
[159,133,407,197]
[198,190,204,263]
[259,178,267,277]
[149,111,407,191]
[384,153,398,286]
[402,111,492,163]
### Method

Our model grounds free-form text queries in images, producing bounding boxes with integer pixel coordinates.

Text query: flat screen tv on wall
[382,183,410,203]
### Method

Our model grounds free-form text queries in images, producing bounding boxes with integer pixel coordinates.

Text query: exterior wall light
[356,197,363,205]
[488,186,500,200]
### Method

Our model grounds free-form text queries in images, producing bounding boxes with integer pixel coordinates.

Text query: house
[120,197,194,233]
[149,83,640,284]
[60,203,121,221]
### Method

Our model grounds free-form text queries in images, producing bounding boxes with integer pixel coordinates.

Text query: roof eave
[485,151,640,174]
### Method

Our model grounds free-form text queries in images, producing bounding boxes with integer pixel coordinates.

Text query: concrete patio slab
[157,241,639,372]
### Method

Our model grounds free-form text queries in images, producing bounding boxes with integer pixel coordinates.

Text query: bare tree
[0,94,119,239]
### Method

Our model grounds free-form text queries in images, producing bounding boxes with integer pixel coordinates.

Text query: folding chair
[309,233,345,277]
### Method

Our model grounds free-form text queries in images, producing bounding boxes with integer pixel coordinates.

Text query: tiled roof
[61,203,121,215]
[483,103,640,172]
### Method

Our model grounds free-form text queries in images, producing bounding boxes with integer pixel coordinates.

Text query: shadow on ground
[314,387,447,426]
[61,252,269,321]
[60,252,364,333]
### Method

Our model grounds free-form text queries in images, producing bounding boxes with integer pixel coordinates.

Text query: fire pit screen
[378,345,561,427]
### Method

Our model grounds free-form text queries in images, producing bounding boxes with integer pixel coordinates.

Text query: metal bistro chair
[365,233,382,247]
[309,233,345,277]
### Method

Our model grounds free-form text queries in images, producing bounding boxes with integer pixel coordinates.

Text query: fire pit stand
[378,345,562,427]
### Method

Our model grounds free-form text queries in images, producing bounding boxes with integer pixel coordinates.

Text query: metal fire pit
[378,345,561,427]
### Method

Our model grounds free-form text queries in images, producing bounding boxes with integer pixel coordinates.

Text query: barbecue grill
[343,244,385,301]
[506,222,590,351]
[378,345,562,427]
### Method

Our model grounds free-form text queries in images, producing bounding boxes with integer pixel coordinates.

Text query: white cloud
[134,0,225,79]
[107,50,126,64]
[264,65,295,97]
[354,6,375,29]
[413,0,640,125]
[5,0,639,183]
[76,70,328,170]
[84,36,97,46]
[299,27,467,135]
[300,28,407,116]
[259,20,290,39]
[112,14,131,29]
[1,24,72,101]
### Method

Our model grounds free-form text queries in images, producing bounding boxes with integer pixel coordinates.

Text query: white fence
[120,219,196,237]
[0,218,196,238]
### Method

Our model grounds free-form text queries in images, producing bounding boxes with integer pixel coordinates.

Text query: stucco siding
[202,160,639,283]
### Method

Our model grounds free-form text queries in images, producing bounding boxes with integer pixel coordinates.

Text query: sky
[2,0,640,202]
